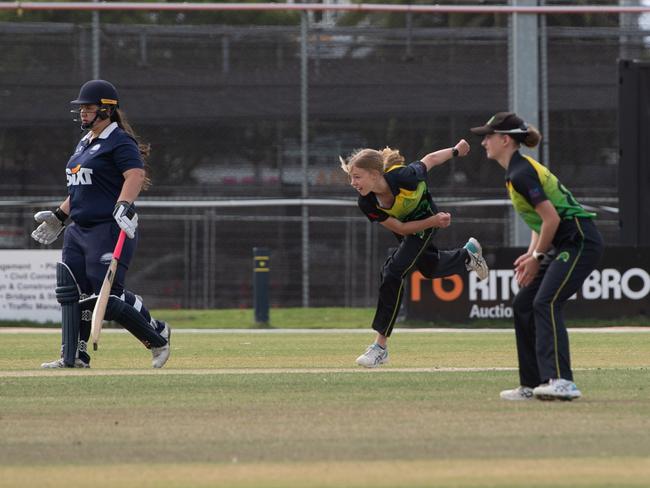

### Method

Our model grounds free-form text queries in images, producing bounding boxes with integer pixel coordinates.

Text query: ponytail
[522,124,542,148]
[379,147,405,171]
[512,124,542,148]
[111,109,152,190]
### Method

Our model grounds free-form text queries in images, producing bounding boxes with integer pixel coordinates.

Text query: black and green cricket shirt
[505,151,596,245]
[357,161,438,237]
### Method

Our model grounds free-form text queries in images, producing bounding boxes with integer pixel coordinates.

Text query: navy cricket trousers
[512,217,604,387]
[372,228,468,337]
[62,220,136,297]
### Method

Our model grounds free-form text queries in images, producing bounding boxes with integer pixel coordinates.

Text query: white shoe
[533,378,582,401]
[151,322,171,369]
[464,237,489,281]
[355,344,388,368]
[500,386,534,401]
[40,357,90,369]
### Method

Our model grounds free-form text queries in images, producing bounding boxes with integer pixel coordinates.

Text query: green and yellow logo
[556,251,570,263]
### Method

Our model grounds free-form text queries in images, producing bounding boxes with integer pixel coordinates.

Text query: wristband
[451,147,459,158]
[53,207,68,224]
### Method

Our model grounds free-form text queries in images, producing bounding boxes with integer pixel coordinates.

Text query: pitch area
[0,331,649,488]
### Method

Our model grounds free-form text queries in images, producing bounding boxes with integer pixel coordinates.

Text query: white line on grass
[0,366,646,378]
[0,367,515,377]
[1,327,649,334]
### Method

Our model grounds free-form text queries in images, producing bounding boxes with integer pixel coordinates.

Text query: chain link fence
[0,4,644,307]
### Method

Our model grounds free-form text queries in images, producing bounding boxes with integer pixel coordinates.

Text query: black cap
[470,112,528,136]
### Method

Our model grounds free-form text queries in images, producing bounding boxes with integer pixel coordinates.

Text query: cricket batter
[32,79,170,368]
[471,112,603,401]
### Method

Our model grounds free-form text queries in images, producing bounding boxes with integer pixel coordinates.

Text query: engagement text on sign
[0,250,60,323]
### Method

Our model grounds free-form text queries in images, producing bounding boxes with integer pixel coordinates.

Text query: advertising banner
[0,250,60,323]
[407,247,650,323]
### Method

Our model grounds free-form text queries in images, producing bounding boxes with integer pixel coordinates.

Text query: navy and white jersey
[66,122,143,226]
[357,161,438,224]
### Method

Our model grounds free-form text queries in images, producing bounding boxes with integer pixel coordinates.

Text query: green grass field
[1,329,649,487]
[4,307,650,329]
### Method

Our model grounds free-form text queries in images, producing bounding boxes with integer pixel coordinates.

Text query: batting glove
[113,201,138,238]
[31,208,67,245]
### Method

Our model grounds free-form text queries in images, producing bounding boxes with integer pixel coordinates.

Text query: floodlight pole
[300,11,310,308]
[92,0,100,78]
[619,0,637,60]
[540,0,550,169]
[509,0,539,247]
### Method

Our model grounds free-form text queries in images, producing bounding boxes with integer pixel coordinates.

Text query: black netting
[1,7,646,307]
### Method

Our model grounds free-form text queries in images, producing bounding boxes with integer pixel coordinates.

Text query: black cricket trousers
[512,217,604,387]
[372,228,468,337]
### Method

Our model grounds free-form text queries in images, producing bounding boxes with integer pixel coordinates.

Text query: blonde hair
[339,147,405,174]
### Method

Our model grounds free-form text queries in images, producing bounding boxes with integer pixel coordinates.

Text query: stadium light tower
[509,0,540,247]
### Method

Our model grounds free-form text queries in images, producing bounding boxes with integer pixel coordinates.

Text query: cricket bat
[91,230,127,351]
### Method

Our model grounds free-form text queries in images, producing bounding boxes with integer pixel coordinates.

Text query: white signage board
[0,250,60,323]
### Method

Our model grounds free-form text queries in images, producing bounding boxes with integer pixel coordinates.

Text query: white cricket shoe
[151,322,171,369]
[464,237,489,281]
[40,357,90,369]
[533,378,582,401]
[355,344,389,368]
[500,386,534,401]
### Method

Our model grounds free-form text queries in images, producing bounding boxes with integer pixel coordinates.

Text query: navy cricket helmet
[71,79,119,107]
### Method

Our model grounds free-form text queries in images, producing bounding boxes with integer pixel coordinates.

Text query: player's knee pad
[56,263,80,367]
[105,296,166,349]
[56,262,80,304]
